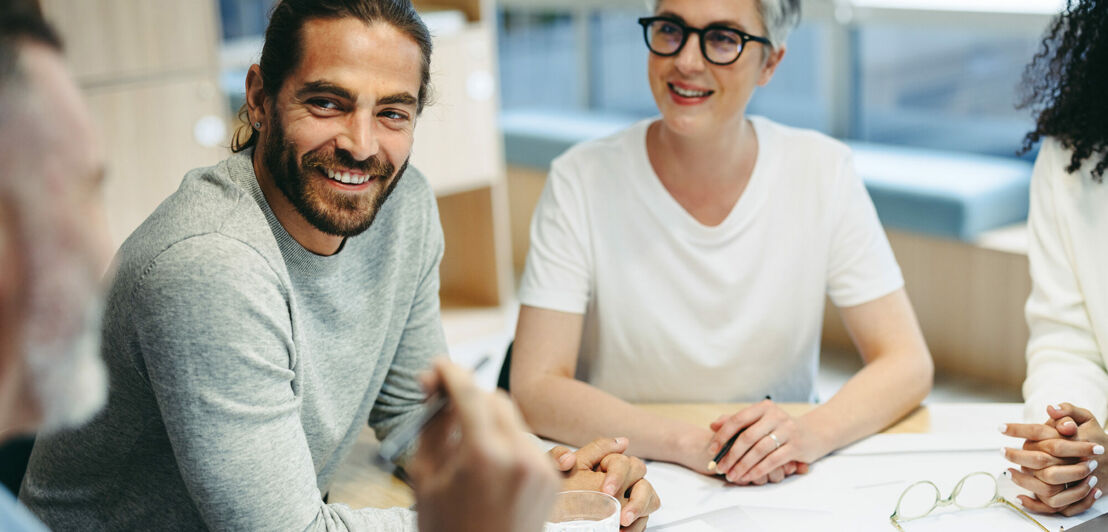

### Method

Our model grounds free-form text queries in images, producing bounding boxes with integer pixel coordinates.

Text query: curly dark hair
[1019,0,1108,182]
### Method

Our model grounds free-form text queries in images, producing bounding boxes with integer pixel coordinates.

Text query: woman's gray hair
[758,0,801,49]
[649,0,802,49]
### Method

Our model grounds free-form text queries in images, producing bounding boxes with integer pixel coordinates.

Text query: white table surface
[642,403,1108,531]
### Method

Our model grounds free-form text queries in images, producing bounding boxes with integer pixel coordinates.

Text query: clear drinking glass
[544,490,621,532]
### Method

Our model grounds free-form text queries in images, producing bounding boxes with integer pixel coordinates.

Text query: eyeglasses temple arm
[1000,497,1051,532]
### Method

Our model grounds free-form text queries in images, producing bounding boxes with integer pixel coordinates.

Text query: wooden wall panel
[438,186,507,306]
[85,77,229,247]
[39,0,228,250]
[413,0,484,22]
[40,0,219,85]
[412,26,503,197]
[822,230,1031,390]
[507,165,547,273]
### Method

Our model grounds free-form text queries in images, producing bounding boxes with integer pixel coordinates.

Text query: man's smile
[324,167,375,185]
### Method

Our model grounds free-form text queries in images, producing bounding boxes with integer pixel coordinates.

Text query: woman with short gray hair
[510,0,934,485]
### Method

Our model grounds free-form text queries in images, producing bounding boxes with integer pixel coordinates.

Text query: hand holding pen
[377,356,492,468]
[706,397,812,485]
[404,358,561,532]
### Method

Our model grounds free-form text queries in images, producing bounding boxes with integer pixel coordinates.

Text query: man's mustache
[302,149,394,177]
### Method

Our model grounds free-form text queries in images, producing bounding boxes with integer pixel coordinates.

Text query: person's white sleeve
[1022,141,1108,424]
[825,149,904,308]
[518,159,593,314]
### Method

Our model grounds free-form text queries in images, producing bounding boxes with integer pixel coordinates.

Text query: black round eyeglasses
[637,16,771,66]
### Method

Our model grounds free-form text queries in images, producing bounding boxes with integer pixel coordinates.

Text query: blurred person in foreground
[511,0,933,486]
[1000,0,1108,518]
[0,0,111,529]
[17,0,658,530]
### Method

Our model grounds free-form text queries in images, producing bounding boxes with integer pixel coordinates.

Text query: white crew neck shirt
[519,116,903,403]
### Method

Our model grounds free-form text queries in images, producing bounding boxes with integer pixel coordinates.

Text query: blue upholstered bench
[501,110,639,170]
[501,110,1034,242]
[849,143,1032,241]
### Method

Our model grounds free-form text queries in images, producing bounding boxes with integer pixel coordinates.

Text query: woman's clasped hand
[1002,403,1108,516]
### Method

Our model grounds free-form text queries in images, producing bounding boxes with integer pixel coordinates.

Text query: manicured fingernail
[1001,447,1009,458]
[998,424,1007,433]
[1051,404,1062,411]
[559,453,575,466]
[1064,421,1077,430]
[1089,460,1099,472]
[603,481,617,495]
[1095,445,1105,455]
[615,437,627,447]
[622,510,635,524]
[1096,489,1103,500]
[709,442,720,454]
[1089,476,1098,488]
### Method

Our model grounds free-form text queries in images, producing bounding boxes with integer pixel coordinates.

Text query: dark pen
[707,428,744,473]
[375,355,491,471]
[707,395,771,473]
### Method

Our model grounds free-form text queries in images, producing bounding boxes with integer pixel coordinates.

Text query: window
[219,0,276,41]
[498,10,583,111]
[496,0,1061,158]
[855,24,1042,157]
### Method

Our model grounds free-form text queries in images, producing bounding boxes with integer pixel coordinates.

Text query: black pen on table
[375,355,492,471]
[707,395,771,473]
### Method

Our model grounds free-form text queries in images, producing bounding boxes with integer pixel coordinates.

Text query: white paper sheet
[836,433,1010,455]
[649,505,836,532]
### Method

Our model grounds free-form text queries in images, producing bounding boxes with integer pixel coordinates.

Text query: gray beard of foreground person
[19,149,447,531]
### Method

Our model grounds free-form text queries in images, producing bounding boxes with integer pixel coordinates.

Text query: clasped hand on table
[1002,403,1108,516]
[550,437,660,532]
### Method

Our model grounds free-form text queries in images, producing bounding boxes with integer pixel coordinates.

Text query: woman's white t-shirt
[518,116,904,403]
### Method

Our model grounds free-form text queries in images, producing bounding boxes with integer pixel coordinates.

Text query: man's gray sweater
[20,149,445,530]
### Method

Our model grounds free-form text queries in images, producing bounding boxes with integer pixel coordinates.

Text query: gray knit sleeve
[131,234,417,532]
[368,190,448,465]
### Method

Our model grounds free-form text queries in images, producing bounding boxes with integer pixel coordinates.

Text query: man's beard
[25,297,107,433]
[21,222,108,433]
[260,111,407,238]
